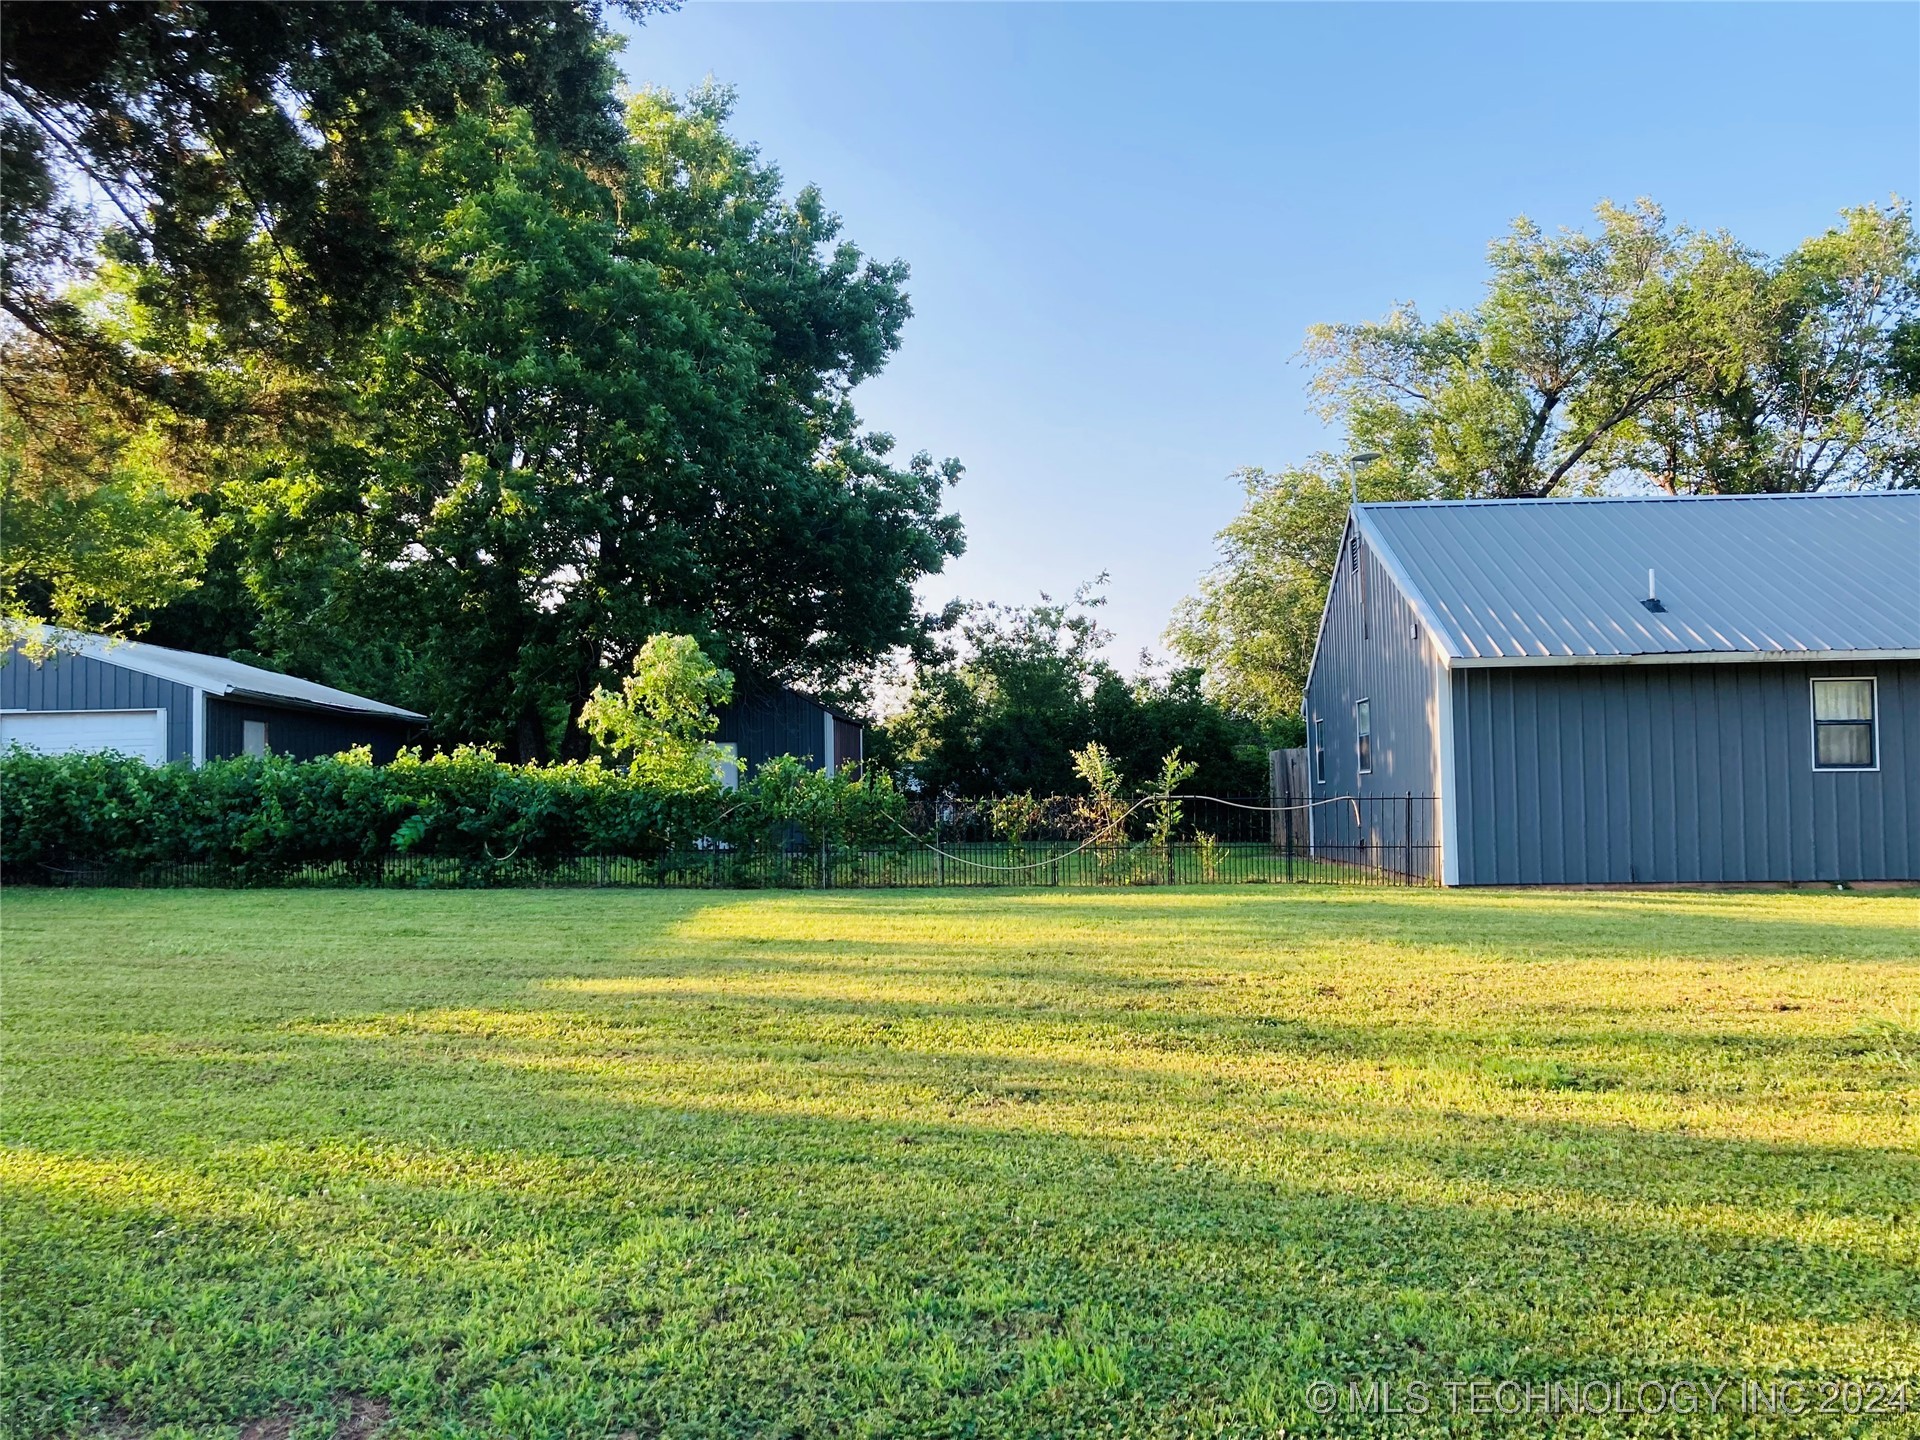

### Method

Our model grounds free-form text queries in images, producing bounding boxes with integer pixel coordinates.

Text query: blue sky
[616,3,1920,667]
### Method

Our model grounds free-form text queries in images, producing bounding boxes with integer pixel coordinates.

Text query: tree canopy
[1,1,640,364]
[877,584,1277,798]
[183,90,965,757]
[579,632,733,788]
[3,8,965,760]
[1305,199,1919,499]
[1171,199,1920,722]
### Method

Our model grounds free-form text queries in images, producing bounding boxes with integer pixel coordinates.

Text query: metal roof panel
[23,627,427,721]
[1356,492,1920,661]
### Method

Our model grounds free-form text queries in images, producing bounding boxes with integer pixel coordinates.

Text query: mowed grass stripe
[3,887,1917,1438]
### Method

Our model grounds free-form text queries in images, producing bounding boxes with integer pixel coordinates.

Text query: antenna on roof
[1642,568,1666,613]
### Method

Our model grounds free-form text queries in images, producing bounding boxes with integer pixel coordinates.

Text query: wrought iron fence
[27,794,1440,890]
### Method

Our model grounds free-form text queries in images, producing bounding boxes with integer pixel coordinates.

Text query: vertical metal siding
[203,697,413,763]
[713,687,853,775]
[1303,523,1450,862]
[1452,660,1920,884]
[1,648,195,762]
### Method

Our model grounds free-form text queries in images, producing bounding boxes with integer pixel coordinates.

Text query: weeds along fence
[33,794,1441,890]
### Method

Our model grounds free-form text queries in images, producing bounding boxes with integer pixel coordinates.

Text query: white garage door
[0,709,170,765]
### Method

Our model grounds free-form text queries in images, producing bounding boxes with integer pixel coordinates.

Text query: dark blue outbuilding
[711,680,864,787]
[1302,491,1920,885]
[1,628,425,764]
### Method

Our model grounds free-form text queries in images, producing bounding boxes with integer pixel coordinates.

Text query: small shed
[1,628,424,765]
[1302,491,1920,885]
[711,680,863,786]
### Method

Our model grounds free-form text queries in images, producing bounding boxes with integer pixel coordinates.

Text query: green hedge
[1,746,905,882]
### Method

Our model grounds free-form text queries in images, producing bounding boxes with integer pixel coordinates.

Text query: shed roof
[1352,491,1920,665]
[20,627,426,720]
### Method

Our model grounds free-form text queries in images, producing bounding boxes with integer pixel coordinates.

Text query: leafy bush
[1,745,902,881]
[716,755,907,857]
[578,634,736,788]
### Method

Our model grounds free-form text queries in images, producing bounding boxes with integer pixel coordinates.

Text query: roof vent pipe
[1347,451,1380,505]
[1642,568,1666,613]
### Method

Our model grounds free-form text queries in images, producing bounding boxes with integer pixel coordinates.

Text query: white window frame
[1355,697,1372,775]
[1810,676,1879,773]
[1312,716,1326,785]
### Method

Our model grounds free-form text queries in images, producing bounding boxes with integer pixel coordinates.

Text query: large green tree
[170,91,964,758]
[1,1,647,647]
[1165,463,1417,726]
[1172,199,1920,722]
[1622,205,1920,493]
[4,6,967,757]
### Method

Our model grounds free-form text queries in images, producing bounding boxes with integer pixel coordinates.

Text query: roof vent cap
[1641,568,1666,613]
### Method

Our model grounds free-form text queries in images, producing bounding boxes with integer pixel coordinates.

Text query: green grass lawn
[4,887,1918,1439]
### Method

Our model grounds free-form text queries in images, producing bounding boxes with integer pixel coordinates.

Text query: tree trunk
[516,709,546,763]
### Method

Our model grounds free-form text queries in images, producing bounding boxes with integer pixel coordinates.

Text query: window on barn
[1313,718,1326,784]
[1812,679,1876,770]
[1356,699,1372,774]
[243,720,269,758]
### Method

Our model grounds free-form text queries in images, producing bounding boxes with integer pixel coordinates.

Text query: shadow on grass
[9,885,1918,966]
[7,1065,1917,1437]
[5,885,1918,1437]
[527,973,1920,1055]
[262,1001,1920,1207]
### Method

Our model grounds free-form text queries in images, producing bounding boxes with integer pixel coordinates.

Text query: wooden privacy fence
[33,794,1442,890]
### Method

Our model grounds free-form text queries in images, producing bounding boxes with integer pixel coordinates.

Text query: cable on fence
[883,791,1373,873]
[1167,790,1365,830]
[882,794,1159,872]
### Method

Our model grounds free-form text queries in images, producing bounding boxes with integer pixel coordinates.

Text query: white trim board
[1436,673,1460,887]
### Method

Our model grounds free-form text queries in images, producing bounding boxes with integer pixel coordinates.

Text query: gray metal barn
[1,629,424,764]
[711,680,863,787]
[1302,491,1920,885]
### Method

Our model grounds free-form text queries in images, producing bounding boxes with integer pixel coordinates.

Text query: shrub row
[0,747,906,881]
